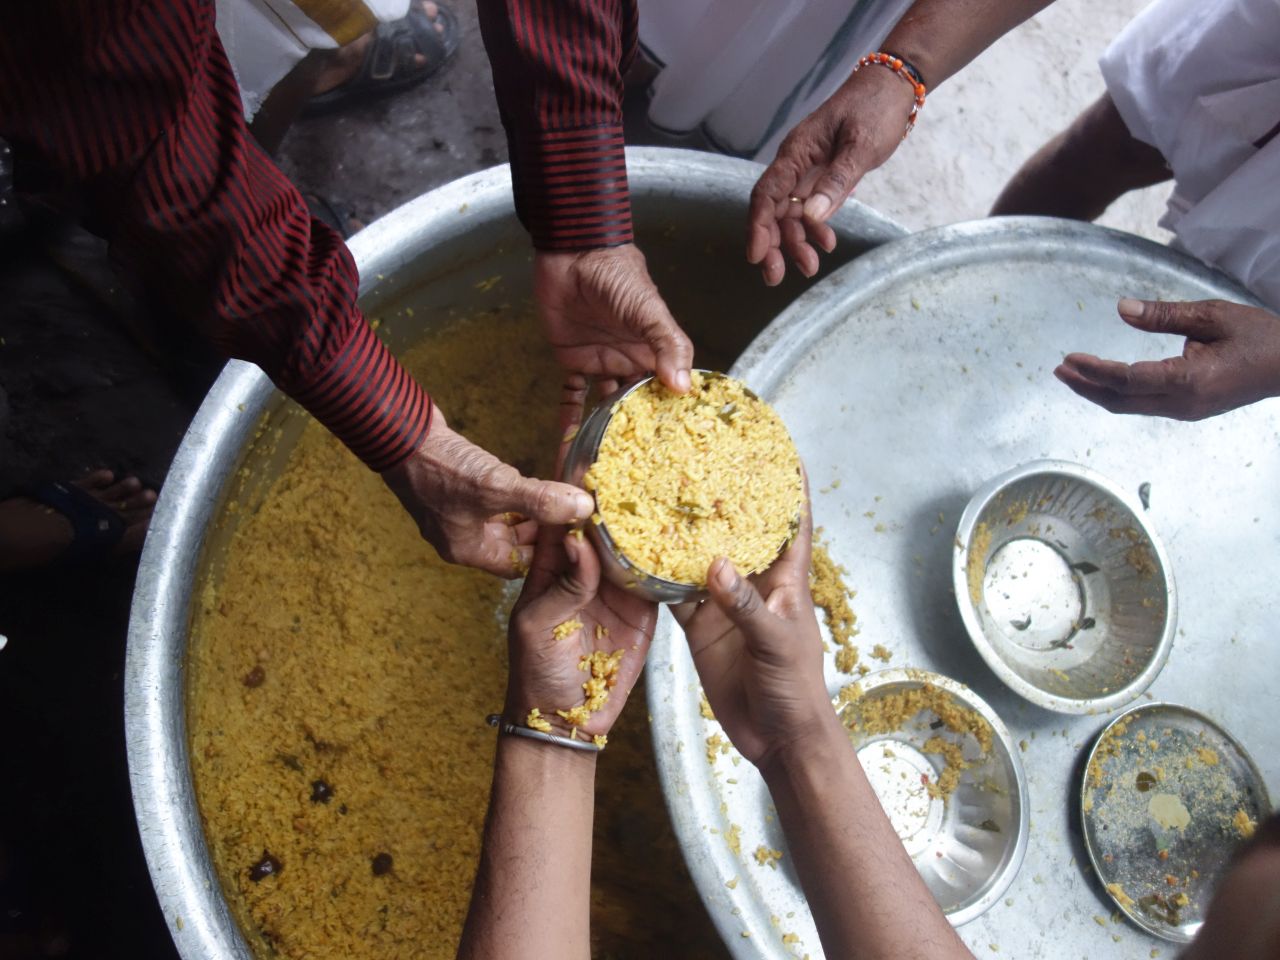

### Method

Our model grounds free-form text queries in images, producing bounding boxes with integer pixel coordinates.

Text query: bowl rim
[835,666,1031,925]
[951,459,1178,715]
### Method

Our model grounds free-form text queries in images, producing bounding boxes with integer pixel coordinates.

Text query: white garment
[640,0,913,161]
[1100,0,1280,310]
[216,0,411,120]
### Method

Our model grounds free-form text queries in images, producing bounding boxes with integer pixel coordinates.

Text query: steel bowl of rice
[562,370,805,604]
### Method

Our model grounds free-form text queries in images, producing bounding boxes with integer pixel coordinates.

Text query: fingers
[1059,352,1189,395]
[748,157,802,266]
[748,149,845,285]
[100,474,142,502]
[764,480,814,591]
[652,328,694,394]
[760,248,786,287]
[801,149,864,222]
[805,216,836,254]
[780,218,819,278]
[1053,360,1179,416]
[473,515,535,579]
[630,294,693,395]
[504,474,595,525]
[705,558,768,631]
[517,531,601,633]
[670,598,699,628]
[556,375,590,478]
[120,486,158,514]
[1117,298,1225,340]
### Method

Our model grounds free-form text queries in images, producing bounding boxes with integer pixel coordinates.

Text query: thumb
[507,475,595,525]
[706,557,770,634]
[653,324,694,394]
[1118,298,1224,340]
[802,147,865,221]
[632,295,694,394]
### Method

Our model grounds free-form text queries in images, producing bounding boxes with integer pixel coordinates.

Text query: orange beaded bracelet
[853,51,928,140]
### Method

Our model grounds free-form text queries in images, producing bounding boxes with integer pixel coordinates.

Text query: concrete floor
[854,0,1170,240]
[0,1,1176,957]
[273,0,1168,247]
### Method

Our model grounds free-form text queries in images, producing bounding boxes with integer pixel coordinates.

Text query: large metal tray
[647,217,1280,959]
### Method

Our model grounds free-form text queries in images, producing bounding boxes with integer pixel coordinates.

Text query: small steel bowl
[837,668,1029,924]
[561,374,706,604]
[953,460,1176,714]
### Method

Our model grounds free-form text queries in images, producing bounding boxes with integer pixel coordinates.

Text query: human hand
[671,490,831,768]
[748,64,916,286]
[1056,298,1280,420]
[534,243,694,397]
[504,524,658,741]
[381,409,595,578]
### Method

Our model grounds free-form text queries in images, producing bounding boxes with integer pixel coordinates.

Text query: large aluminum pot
[124,147,904,959]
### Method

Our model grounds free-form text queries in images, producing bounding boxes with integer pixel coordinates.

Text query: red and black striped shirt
[479,0,637,251]
[0,1,432,472]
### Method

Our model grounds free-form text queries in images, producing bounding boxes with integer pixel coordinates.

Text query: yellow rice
[584,372,803,586]
[188,310,729,958]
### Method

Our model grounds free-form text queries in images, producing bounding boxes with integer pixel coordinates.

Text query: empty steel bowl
[838,668,1029,924]
[953,460,1176,714]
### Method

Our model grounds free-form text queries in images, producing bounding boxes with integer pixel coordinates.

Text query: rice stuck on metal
[584,371,803,586]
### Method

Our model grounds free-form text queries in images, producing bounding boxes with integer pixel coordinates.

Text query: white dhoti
[639,0,913,161]
[216,0,411,120]
[1100,0,1280,310]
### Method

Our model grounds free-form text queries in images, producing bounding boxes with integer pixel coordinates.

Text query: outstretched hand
[382,409,595,578]
[748,64,916,286]
[671,486,828,768]
[1056,298,1280,420]
[505,524,657,741]
[535,244,694,398]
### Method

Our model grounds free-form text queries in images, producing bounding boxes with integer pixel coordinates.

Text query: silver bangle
[486,713,601,753]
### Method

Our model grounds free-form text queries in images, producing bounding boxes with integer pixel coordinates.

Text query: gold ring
[789,196,803,203]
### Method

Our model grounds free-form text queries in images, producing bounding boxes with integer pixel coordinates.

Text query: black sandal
[17,479,132,566]
[303,3,460,118]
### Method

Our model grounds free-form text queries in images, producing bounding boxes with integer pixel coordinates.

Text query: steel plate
[1080,702,1271,942]
[647,217,1280,959]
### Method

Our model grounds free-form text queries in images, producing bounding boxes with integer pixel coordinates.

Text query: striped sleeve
[478,0,638,250]
[0,0,431,472]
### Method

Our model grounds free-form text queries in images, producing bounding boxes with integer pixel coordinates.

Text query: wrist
[831,64,918,151]
[497,725,599,778]
[380,410,452,481]
[534,243,635,270]
[502,690,616,744]
[757,709,849,785]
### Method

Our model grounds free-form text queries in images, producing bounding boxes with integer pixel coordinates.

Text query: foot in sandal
[0,469,157,573]
[304,1,460,117]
